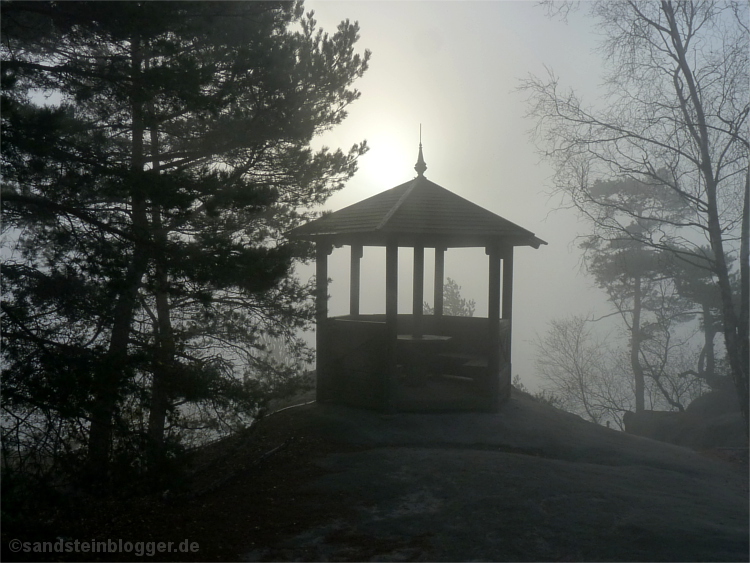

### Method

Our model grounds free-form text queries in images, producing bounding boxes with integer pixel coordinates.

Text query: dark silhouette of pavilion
[290,144,546,412]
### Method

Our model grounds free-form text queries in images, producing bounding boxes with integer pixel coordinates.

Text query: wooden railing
[326,318,388,409]
[322,314,512,411]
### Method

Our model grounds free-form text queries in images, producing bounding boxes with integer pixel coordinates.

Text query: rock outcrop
[623,386,747,450]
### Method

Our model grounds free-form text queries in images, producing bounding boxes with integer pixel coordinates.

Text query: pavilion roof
[290,175,547,249]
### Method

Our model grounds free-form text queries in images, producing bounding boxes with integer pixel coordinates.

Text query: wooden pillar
[487,244,502,410]
[434,247,445,317]
[413,244,424,337]
[315,241,333,402]
[349,244,363,317]
[386,242,399,329]
[502,246,514,363]
[385,240,399,409]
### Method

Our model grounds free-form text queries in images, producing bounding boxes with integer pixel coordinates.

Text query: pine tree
[423,278,476,317]
[1,1,370,480]
[580,177,711,412]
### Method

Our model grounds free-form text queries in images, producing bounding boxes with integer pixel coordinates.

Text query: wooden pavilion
[290,145,546,412]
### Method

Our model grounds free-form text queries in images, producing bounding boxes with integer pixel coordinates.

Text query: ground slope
[4,389,745,562]
[244,389,748,562]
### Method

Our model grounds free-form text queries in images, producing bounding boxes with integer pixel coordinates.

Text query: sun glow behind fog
[300,1,610,391]
[350,126,418,195]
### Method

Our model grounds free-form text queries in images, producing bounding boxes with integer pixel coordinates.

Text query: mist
[296,1,614,391]
[3,3,746,560]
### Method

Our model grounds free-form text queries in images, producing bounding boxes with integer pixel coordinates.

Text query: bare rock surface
[244,390,748,562]
[624,388,747,450]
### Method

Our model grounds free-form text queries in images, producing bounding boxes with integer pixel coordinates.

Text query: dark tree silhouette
[1,1,370,480]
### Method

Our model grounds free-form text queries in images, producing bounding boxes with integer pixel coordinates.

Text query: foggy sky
[298,1,615,391]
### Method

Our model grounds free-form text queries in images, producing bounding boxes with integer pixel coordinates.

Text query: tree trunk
[146,120,175,467]
[146,268,173,465]
[730,165,749,431]
[87,248,147,476]
[631,275,645,413]
[87,32,149,478]
[663,0,748,430]
[699,305,717,388]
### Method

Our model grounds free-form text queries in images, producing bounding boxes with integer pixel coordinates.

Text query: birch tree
[521,1,748,427]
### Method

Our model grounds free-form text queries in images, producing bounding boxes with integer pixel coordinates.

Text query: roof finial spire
[414,124,427,177]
